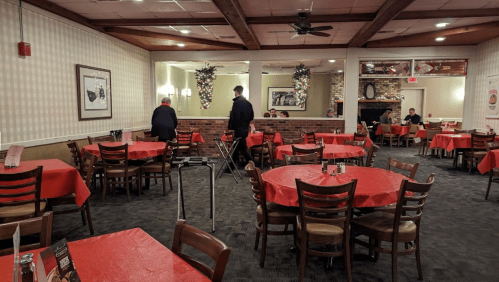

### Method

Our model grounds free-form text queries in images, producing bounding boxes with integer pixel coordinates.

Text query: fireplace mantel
[334,100,401,103]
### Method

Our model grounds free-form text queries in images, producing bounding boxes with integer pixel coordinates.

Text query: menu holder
[4,145,24,168]
[12,224,20,282]
[122,131,133,145]
[37,239,80,282]
[250,124,256,134]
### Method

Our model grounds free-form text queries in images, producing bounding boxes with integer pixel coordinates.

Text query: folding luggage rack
[213,137,243,183]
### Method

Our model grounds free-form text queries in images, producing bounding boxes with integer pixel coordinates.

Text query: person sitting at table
[269,108,277,116]
[379,110,395,124]
[404,108,422,125]
[325,108,335,118]
[280,111,289,118]
[151,96,178,142]
[271,114,277,118]
[263,113,271,118]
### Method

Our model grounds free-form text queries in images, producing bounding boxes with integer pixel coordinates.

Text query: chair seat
[465,151,487,158]
[351,211,417,242]
[140,162,171,173]
[296,216,344,244]
[0,201,47,218]
[106,166,139,176]
[256,202,296,221]
[192,142,198,146]
[383,134,398,137]
[177,145,190,150]
[407,134,416,138]
[252,147,269,153]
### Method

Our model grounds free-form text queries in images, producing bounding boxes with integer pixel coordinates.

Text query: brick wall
[177,118,345,157]
[330,73,344,108]
[358,78,402,121]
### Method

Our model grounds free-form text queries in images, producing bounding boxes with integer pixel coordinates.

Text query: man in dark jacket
[229,86,254,166]
[151,97,178,142]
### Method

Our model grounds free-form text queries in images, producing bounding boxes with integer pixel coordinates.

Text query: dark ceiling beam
[260,44,348,50]
[247,13,376,25]
[349,0,416,47]
[105,27,245,49]
[92,18,228,27]
[212,0,260,50]
[22,0,104,32]
[366,20,499,48]
[395,8,499,20]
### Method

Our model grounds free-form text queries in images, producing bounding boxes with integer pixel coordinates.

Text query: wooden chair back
[98,144,129,174]
[80,152,98,187]
[0,152,6,162]
[426,129,442,140]
[381,124,392,134]
[409,124,419,134]
[265,141,276,168]
[471,133,496,152]
[0,212,53,256]
[283,153,319,166]
[485,141,499,152]
[190,127,201,133]
[387,158,419,179]
[282,137,304,145]
[428,121,442,129]
[304,131,316,144]
[365,144,379,167]
[88,135,114,144]
[245,161,266,206]
[264,126,276,133]
[0,166,43,218]
[454,129,476,134]
[295,178,357,239]
[262,131,276,146]
[391,174,435,239]
[353,132,368,142]
[66,141,83,170]
[176,130,193,145]
[172,220,231,282]
[455,122,463,129]
[344,139,366,148]
[136,135,159,142]
[143,129,152,137]
[292,145,323,161]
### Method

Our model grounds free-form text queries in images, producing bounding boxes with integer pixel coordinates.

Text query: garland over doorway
[195,64,217,109]
[293,63,310,108]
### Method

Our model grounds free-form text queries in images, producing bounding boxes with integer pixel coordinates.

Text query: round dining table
[429,134,499,152]
[375,124,410,136]
[303,133,373,148]
[261,165,410,208]
[414,129,454,138]
[274,144,366,160]
[82,141,166,159]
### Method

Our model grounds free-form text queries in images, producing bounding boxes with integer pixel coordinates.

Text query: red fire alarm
[18,42,31,56]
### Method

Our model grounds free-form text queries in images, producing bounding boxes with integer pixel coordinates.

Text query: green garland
[195,64,217,109]
[293,64,310,107]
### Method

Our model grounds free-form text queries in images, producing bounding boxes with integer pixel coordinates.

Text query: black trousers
[231,128,252,165]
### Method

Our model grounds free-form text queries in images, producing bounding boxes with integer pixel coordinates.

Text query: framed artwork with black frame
[76,64,112,121]
[267,87,306,111]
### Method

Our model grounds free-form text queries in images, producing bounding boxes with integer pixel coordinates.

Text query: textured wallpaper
[473,37,499,130]
[0,0,151,146]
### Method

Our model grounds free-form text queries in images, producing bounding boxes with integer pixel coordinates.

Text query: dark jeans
[231,128,252,165]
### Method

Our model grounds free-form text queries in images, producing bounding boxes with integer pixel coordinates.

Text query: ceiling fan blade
[311,26,333,32]
[288,23,301,30]
[290,33,300,39]
[309,32,330,37]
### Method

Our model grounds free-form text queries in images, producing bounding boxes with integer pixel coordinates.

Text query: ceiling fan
[269,12,333,39]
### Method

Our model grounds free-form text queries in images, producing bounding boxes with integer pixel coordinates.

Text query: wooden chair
[283,153,319,166]
[0,166,45,223]
[295,178,357,282]
[428,121,442,129]
[455,121,463,129]
[245,161,297,268]
[0,211,53,256]
[485,142,499,199]
[67,141,103,190]
[264,126,276,133]
[406,124,420,147]
[351,174,436,282]
[454,129,476,134]
[303,131,316,144]
[190,127,201,156]
[381,124,400,148]
[365,144,379,167]
[464,133,496,174]
[88,135,114,144]
[139,141,174,196]
[292,145,323,162]
[135,135,159,142]
[353,132,368,145]
[172,220,231,282]
[175,130,193,157]
[452,129,476,164]
[343,139,366,166]
[143,129,152,137]
[0,151,6,162]
[251,131,276,169]
[98,144,141,202]
[47,152,96,235]
[420,129,441,157]
[282,137,305,145]
[387,158,419,179]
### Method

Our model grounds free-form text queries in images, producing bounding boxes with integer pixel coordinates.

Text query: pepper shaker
[321,159,328,173]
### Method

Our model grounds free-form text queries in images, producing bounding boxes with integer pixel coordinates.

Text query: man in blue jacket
[151,97,178,142]
[229,86,254,166]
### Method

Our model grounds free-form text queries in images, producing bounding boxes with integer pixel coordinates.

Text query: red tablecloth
[304,133,373,148]
[429,134,499,152]
[424,122,457,128]
[0,228,211,281]
[262,165,410,208]
[414,129,454,138]
[375,124,410,136]
[0,159,89,206]
[478,149,499,174]
[221,132,283,148]
[275,144,366,160]
[191,133,205,143]
[82,141,165,159]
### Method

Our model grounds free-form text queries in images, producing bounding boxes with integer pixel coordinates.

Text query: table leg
[144,173,150,190]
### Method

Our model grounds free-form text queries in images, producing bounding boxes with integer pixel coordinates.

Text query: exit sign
[408,77,418,83]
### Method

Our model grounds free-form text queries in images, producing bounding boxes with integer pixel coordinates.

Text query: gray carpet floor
[49,146,499,282]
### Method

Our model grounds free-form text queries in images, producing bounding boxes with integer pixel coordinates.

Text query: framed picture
[267,87,306,111]
[76,64,112,121]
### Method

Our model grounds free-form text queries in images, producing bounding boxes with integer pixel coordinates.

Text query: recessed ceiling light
[180,30,190,34]
[328,60,336,63]
[337,70,343,73]
[177,43,185,47]
[435,37,446,42]
[435,22,449,28]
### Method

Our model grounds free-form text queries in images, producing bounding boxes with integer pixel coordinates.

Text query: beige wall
[401,77,465,119]
[0,0,151,149]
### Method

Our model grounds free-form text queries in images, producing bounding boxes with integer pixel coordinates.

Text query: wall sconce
[167,85,175,96]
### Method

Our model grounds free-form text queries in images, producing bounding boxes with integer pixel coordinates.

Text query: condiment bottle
[19,256,35,282]
[322,159,328,173]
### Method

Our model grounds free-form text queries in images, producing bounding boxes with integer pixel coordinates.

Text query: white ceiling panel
[404,3,446,11]
[269,0,313,11]
[259,38,279,45]
[312,0,355,9]
[440,0,490,9]
[56,2,140,14]
[309,8,352,15]
[278,37,306,45]
[177,2,221,13]
[483,1,499,8]
[350,7,379,13]
[353,0,386,7]
[136,1,184,13]
[410,0,450,4]
[369,33,400,41]
[399,17,499,35]
[304,36,333,44]
[331,35,353,44]
[382,20,422,29]
[340,22,368,29]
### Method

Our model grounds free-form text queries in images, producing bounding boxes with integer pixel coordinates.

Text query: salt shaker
[336,163,342,174]
[341,162,346,173]
[322,159,328,173]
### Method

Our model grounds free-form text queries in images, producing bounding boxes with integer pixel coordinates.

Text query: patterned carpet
[49,146,499,282]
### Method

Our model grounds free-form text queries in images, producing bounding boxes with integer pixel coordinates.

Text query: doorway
[401,88,425,120]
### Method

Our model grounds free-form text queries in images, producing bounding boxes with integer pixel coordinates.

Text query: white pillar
[249,61,262,117]
[462,57,477,129]
[344,49,359,133]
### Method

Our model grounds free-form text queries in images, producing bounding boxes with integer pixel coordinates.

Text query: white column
[344,49,359,133]
[248,61,262,117]
[462,57,477,129]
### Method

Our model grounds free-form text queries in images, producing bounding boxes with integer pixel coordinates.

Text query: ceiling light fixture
[328,60,336,63]
[177,43,185,47]
[180,30,190,34]
[337,70,343,73]
[435,22,449,28]
[435,37,446,42]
